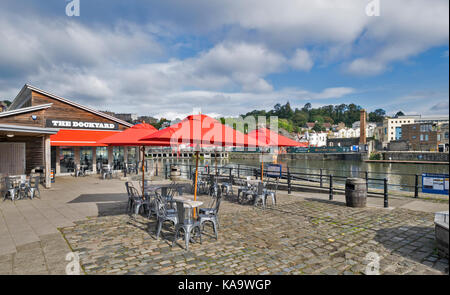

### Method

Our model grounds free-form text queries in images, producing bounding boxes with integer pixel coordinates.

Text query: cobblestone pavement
[60,198,448,275]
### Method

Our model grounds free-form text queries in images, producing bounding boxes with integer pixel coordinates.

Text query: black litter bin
[345,178,367,208]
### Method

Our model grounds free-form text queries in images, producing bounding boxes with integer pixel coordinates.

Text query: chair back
[155,195,168,218]
[5,177,14,189]
[31,176,40,189]
[256,181,264,195]
[125,181,134,195]
[128,186,141,200]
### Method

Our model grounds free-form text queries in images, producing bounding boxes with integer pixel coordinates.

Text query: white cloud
[290,49,314,71]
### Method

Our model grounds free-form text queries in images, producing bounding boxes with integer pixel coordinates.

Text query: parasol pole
[141,145,145,199]
[261,149,264,182]
[193,150,199,219]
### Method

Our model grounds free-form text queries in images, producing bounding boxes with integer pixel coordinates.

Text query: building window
[127,147,138,164]
[445,132,449,139]
[425,134,429,141]
[80,147,93,171]
[420,134,424,141]
[113,146,124,170]
[60,147,75,173]
[96,146,108,167]
[412,136,416,139]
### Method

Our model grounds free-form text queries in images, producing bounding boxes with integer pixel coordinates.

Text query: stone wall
[381,151,449,162]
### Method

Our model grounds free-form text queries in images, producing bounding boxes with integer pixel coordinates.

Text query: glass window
[425,134,429,141]
[127,147,138,164]
[96,146,108,166]
[445,132,449,139]
[113,146,124,170]
[420,134,424,141]
[60,147,75,173]
[80,147,93,171]
[412,136,416,139]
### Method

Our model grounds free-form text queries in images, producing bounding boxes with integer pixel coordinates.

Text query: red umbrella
[247,127,307,180]
[141,114,249,211]
[98,123,159,146]
[98,122,160,198]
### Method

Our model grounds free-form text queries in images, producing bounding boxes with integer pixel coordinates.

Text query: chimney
[360,109,367,144]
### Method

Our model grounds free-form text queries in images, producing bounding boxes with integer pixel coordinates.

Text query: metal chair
[252,182,267,209]
[155,194,178,239]
[27,176,40,199]
[236,179,253,204]
[172,201,202,251]
[127,186,151,215]
[264,177,279,206]
[16,175,28,200]
[75,164,85,177]
[2,177,17,201]
[199,194,221,239]
[220,175,233,198]
[102,164,113,179]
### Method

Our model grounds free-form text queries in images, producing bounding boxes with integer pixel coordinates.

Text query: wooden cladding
[31,91,129,130]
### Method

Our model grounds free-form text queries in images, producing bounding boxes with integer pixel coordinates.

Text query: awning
[50,129,122,146]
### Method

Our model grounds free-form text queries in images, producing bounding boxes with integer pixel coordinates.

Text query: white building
[352,121,377,137]
[306,131,327,147]
[380,116,415,144]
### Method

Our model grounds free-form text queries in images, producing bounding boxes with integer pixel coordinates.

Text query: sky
[0,0,448,120]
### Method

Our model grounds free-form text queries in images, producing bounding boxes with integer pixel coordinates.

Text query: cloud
[290,49,314,71]
[430,101,449,112]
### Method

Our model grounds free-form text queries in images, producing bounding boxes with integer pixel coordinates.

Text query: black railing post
[189,164,192,180]
[254,168,258,179]
[237,164,240,178]
[414,174,419,198]
[155,162,158,176]
[320,168,323,188]
[365,171,369,192]
[329,175,333,200]
[164,163,168,179]
[145,159,148,172]
[384,178,389,208]
[287,167,292,194]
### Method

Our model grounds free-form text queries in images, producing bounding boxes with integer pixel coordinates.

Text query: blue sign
[422,173,449,195]
[267,164,282,178]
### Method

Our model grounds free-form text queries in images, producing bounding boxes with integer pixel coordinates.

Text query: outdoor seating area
[125,179,223,251]
[1,174,40,201]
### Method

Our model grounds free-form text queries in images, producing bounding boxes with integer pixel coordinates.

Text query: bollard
[329,175,333,200]
[384,178,389,208]
[320,168,323,188]
[414,174,419,198]
[287,167,292,194]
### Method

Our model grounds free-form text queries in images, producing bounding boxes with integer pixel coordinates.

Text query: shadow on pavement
[374,226,448,274]
[68,193,127,203]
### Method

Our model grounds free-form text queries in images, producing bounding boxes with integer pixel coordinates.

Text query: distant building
[113,113,138,123]
[352,121,377,137]
[437,123,449,152]
[398,114,449,124]
[401,123,439,151]
[322,122,332,131]
[305,122,315,129]
[380,116,416,145]
[306,131,327,147]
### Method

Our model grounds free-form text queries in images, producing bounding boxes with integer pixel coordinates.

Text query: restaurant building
[0,84,138,187]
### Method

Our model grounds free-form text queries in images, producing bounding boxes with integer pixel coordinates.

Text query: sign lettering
[46,119,118,130]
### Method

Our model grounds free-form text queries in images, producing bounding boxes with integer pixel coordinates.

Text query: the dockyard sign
[46,119,118,130]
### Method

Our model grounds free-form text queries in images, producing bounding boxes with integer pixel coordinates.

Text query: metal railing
[158,162,448,208]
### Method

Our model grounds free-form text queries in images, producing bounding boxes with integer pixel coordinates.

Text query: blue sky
[0,0,448,120]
